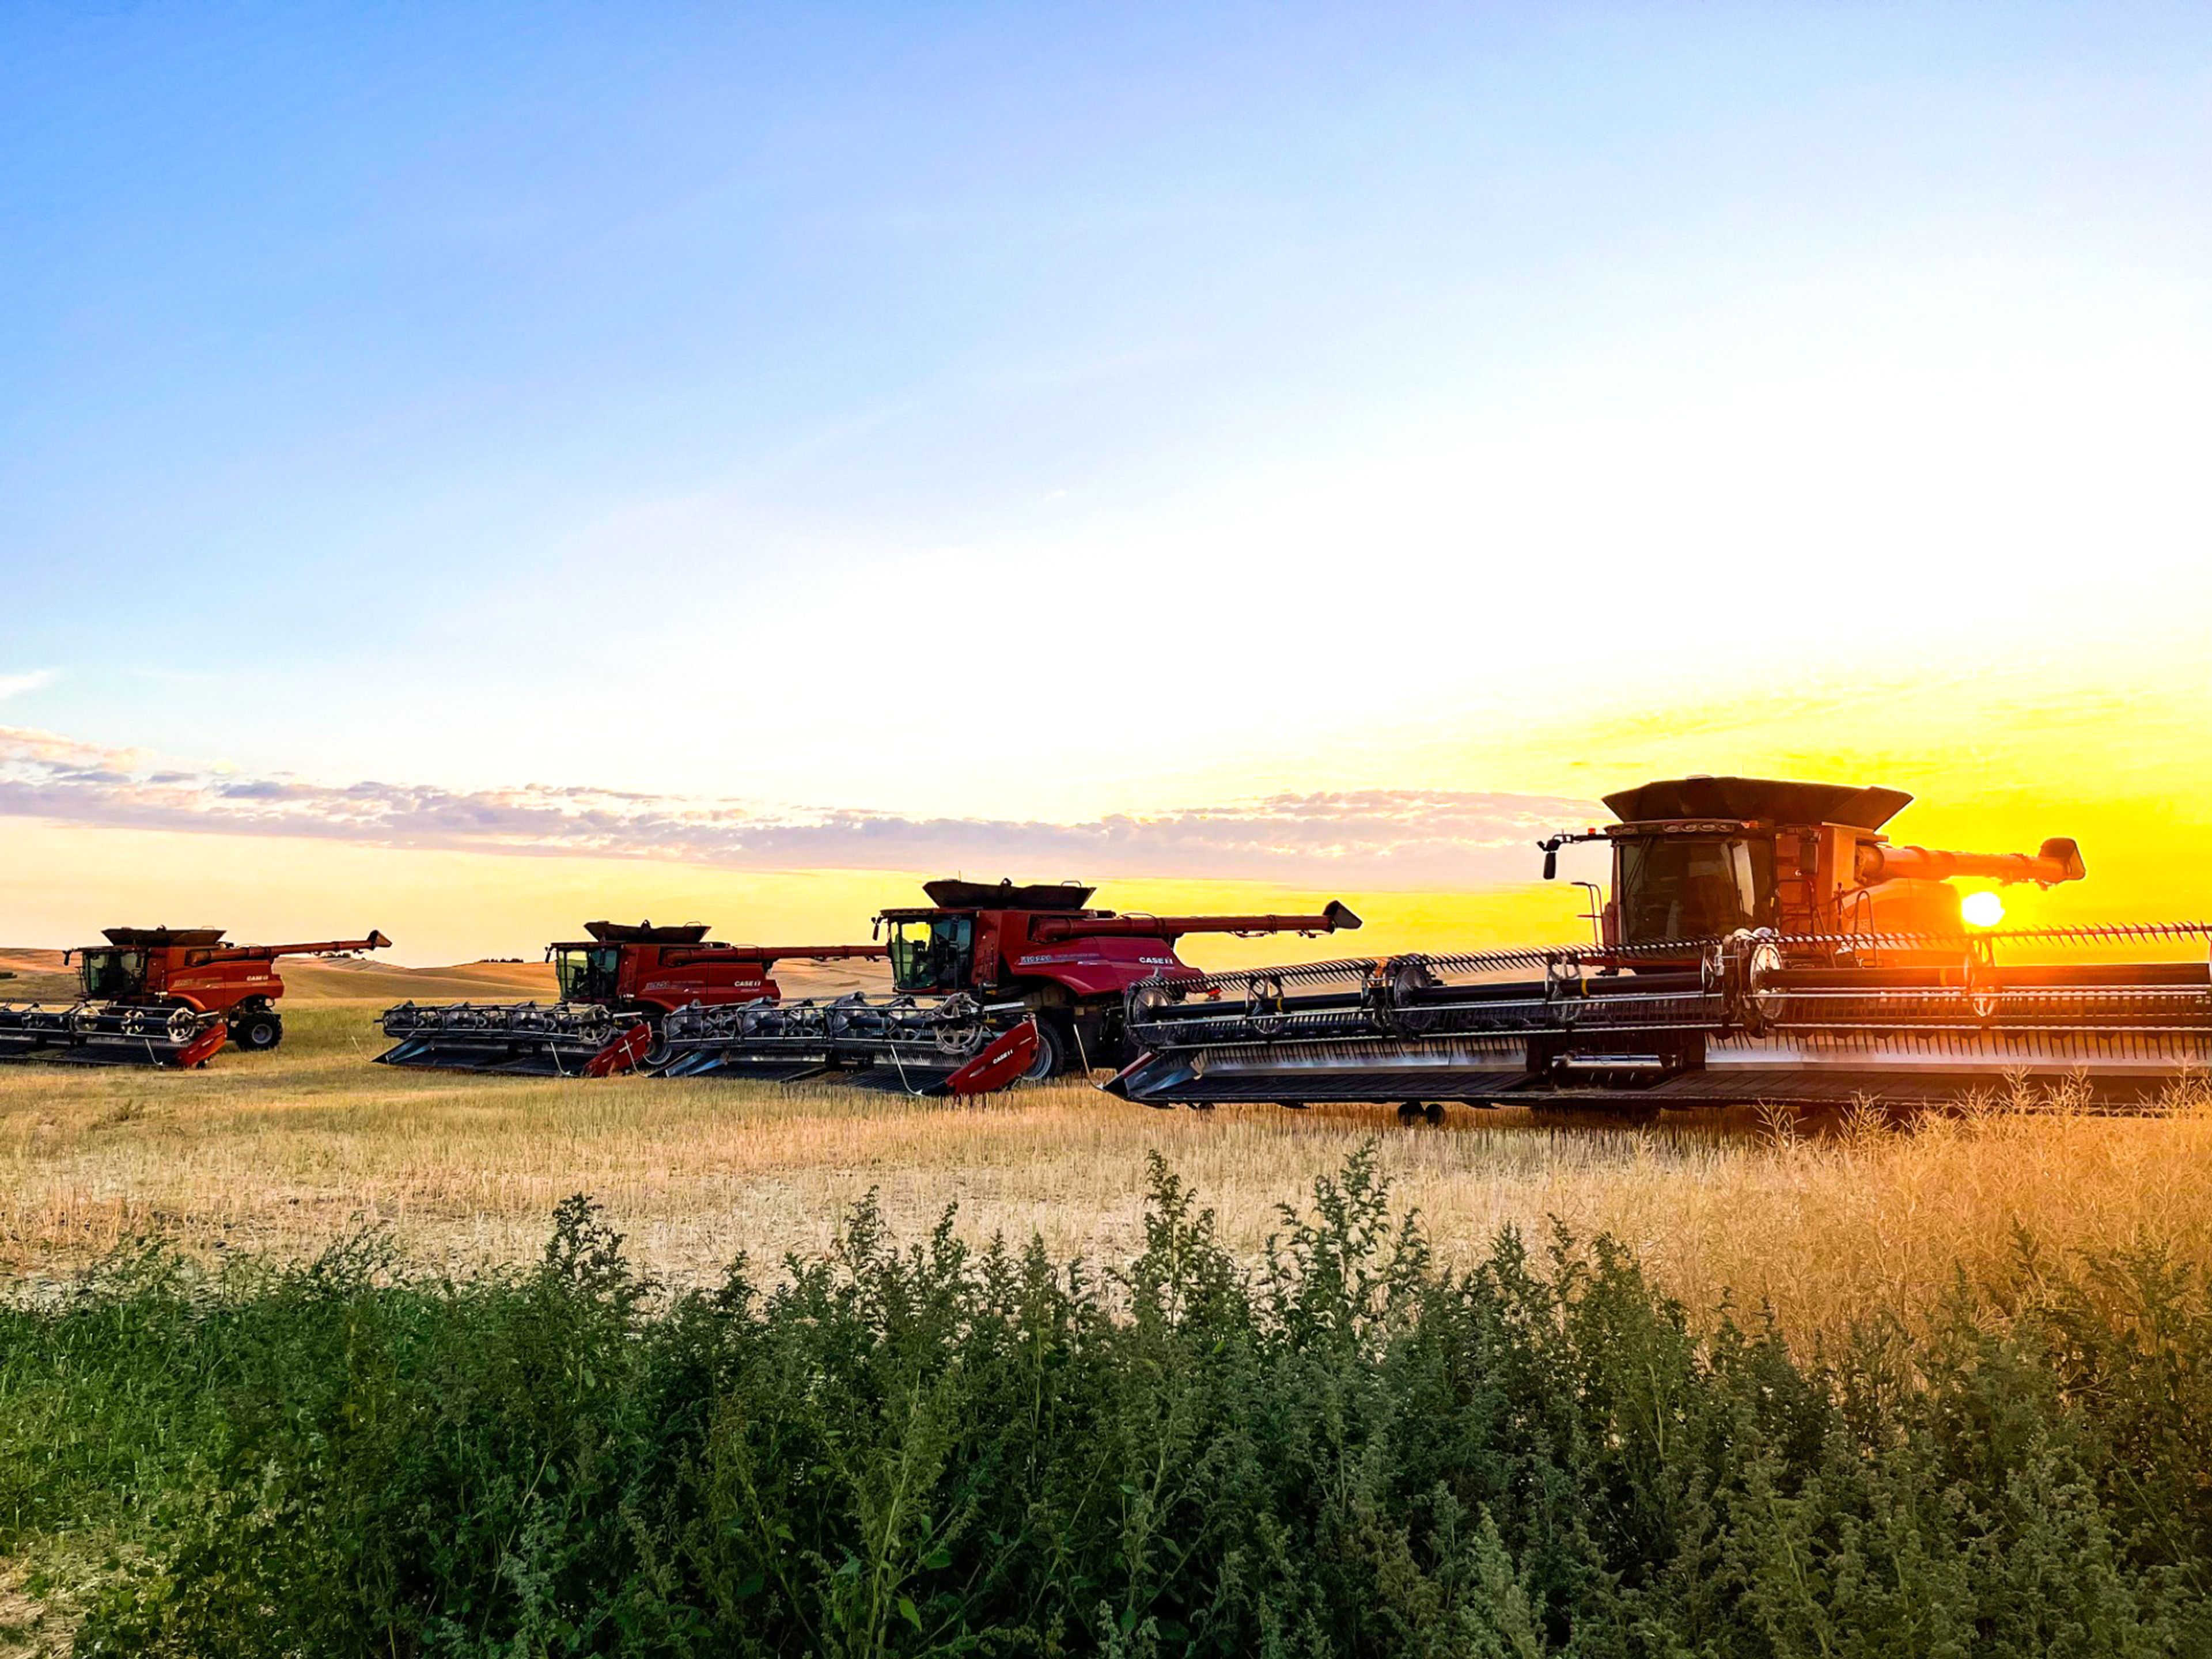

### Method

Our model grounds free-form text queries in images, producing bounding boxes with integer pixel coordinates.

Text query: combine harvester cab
[375,922,887,1077]
[0,927,391,1068]
[1108,776,2212,1118]
[656,878,1361,1091]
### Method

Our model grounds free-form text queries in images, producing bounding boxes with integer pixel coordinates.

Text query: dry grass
[4,1003,2211,1346]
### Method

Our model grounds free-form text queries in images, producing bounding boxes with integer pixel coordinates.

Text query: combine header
[657,878,1360,1086]
[0,927,391,1068]
[376,922,887,1076]
[1106,777,2212,1117]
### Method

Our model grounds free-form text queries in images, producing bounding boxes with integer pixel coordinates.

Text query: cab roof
[919,879,1097,912]
[578,922,712,945]
[1603,777,1912,831]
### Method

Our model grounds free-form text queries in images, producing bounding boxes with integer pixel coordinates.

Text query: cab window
[888,917,973,993]
[554,946,622,1003]
[1615,836,1774,946]
[79,949,146,999]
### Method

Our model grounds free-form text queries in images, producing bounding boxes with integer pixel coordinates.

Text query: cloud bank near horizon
[0,725,1592,887]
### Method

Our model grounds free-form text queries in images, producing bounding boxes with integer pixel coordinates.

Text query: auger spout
[1028,901,1360,944]
[1855,839,2085,888]
[660,944,888,969]
[192,931,393,964]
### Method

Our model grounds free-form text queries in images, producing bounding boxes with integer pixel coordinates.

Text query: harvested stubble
[2,1003,2209,1345]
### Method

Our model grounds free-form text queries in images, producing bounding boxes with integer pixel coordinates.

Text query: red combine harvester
[0,927,392,1068]
[375,922,887,1076]
[1107,775,2212,1118]
[656,878,1361,1087]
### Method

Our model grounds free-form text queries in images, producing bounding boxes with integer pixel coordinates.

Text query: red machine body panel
[934,1021,1043,1096]
[146,954,296,1015]
[174,1021,232,1069]
[622,947,777,1014]
[1002,934,1194,999]
[582,1022,656,1078]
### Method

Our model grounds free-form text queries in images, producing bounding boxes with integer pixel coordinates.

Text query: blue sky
[3,3,2210,952]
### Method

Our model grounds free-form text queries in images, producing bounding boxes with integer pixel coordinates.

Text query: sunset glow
[3,5,2209,960]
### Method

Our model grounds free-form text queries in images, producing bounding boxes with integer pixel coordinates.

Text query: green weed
[1,1146,2206,1656]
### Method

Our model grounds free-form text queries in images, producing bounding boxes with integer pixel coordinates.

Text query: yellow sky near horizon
[5,662,2207,967]
[0,815,1586,967]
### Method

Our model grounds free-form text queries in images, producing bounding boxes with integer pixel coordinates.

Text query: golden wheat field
[4,965,2211,1347]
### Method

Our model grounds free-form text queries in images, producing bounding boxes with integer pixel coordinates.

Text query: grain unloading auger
[0,927,391,1068]
[1105,777,2212,1117]
[375,922,887,1077]
[656,878,1361,1090]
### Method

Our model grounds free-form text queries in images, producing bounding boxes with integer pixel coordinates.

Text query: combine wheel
[1395,1101,1448,1127]
[230,1009,283,1052]
[1022,1017,1073,1082]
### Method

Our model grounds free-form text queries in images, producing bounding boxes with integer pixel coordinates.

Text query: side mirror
[1541,848,1558,881]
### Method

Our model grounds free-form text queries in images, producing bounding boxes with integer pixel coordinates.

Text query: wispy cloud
[0,671,56,702]
[0,725,1590,885]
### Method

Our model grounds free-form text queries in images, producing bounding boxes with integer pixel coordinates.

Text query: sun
[1961,890,2005,928]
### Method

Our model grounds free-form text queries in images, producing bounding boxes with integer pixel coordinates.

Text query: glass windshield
[79,949,146,999]
[1614,836,1774,946]
[888,917,973,993]
[554,946,622,1004]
